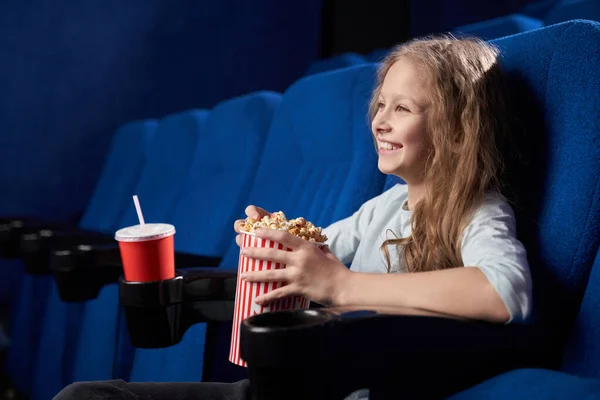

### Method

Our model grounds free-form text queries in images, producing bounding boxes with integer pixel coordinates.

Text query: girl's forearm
[334,267,510,323]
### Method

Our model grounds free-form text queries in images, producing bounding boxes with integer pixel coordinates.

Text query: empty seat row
[452,0,600,40]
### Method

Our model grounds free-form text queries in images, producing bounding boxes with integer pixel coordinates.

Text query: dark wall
[321,0,410,56]
[0,0,322,220]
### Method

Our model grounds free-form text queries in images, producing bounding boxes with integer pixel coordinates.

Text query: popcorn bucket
[229,231,325,367]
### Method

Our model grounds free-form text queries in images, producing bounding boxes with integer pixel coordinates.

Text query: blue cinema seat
[450,248,600,399]
[2,119,158,397]
[128,63,387,385]
[544,0,600,25]
[304,53,367,76]
[521,0,561,19]
[32,92,281,400]
[452,13,544,40]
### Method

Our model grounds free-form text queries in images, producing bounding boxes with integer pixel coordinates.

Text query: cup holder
[245,309,331,331]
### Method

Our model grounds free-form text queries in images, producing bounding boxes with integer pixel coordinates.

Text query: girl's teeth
[380,141,399,150]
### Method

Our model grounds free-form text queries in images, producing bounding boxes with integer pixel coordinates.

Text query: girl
[54,35,532,400]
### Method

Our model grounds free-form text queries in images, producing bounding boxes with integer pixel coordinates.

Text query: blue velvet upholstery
[171,92,281,257]
[117,110,208,228]
[304,53,367,76]
[544,0,600,25]
[486,20,600,331]
[4,274,53,396]
[451,368,600,399]
[79,120,158,233]
[452,13,544,40]
[561,250,600,378]
[130,64,387,383]
[451,249,600,399]
[522,0,562,19]
[447,19,600,399]
[220,64,386,270]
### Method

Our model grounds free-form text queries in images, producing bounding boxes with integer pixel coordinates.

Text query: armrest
[0,217,74,258]
[119,268,237,348]
[240,307,559,400]
[18,228,113,274]
[51,244,124,301]
[51,245,223,302]
[21,229,114,255]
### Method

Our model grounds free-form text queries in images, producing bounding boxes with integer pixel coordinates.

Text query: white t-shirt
[323,183,532,323]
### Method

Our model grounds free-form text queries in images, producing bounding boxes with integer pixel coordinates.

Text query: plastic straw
[132,195,145,225]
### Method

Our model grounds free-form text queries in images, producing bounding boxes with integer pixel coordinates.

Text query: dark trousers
[53,379,251,400]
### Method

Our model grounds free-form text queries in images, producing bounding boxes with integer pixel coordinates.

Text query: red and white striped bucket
[229,232,311,367]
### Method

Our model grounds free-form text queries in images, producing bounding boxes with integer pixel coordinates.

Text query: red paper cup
[115,223,176,282]
[229,231,326,367]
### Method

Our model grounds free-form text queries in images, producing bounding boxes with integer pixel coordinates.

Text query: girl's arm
[335,267,510,323]
[336,196,531,324]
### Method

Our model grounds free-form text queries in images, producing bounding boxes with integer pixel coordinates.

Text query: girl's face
[372,58,432,183]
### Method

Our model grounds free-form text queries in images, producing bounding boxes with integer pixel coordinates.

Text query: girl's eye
[377,102,385,109]
[396,105,410,112]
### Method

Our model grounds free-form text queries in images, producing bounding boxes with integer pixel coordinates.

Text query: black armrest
[0,217,75,258]
[51,244,124,301]
[0,218,26,258]
[119,268,237,348]
[20,229,114,274]
[239,308,559,400]
[175,252,223,269]
[52,244,223,302]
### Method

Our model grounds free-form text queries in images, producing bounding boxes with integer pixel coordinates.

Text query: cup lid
[115,223,176,242]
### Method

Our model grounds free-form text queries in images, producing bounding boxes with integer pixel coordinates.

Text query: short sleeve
[323,196,379,264]
[461,195,533,323]
[323,186,403,265]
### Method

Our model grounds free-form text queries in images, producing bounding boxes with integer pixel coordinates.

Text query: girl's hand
[240,228,349,307]
[234,205,271,246]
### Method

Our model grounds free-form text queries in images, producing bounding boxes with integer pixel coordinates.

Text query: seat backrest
[561,247,600,377]
[219,64,386,269]
[544,0,600,25]
[171,91,281,256]
[451,14,544,41]
[304,53,367,76]
[116,110,208,229]
[78,120,158,233]
[490,20,600,331]
[522,0,561,19]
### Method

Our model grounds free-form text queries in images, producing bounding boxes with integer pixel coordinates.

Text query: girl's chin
[378,159,401,173]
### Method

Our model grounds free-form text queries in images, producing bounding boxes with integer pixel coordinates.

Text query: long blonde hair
[371,35,511,273]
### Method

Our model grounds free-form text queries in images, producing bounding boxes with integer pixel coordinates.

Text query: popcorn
[239,211,328,243]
